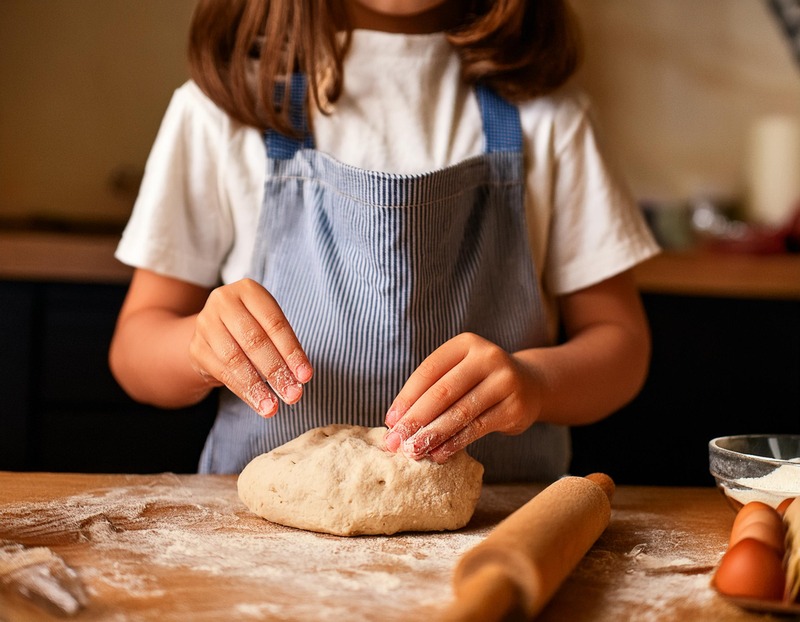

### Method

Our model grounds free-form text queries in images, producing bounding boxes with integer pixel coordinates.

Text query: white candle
[745,115,800,226]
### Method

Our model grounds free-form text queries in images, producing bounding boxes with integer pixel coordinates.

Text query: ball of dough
[237,424,484,536]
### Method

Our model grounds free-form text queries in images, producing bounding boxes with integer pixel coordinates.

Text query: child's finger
[218,306,305,407]
[193,323,280,418]
[241,283,314,388]
[384,336,479,454]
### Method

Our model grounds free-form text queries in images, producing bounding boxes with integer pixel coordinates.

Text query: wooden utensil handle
[441,473,614,621]
[438,563,522,622]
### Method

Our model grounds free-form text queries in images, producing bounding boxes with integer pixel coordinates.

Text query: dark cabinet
[0,281,216,473]
[570,293,800,487]
[0,282,34,468]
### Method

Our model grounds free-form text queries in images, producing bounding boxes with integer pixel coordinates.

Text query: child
[109,0,660,482]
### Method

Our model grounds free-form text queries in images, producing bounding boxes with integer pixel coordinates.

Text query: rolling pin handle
[585,472,615,502]
[438,562,523,622]
[441,474,614,622]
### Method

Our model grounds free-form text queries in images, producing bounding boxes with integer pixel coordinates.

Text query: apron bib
[199,75,570,481]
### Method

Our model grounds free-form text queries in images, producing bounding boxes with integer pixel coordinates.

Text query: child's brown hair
[188,0,583,135]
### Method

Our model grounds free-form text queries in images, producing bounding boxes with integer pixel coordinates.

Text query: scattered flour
[0,475,494,622]
[0,476,745,621]
[559,507,728,621]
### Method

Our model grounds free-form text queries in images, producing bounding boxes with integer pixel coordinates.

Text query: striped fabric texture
[199,80,569,482]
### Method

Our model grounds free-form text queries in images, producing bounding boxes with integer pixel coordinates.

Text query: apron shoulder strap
[264,73,315,159]
[475,83,523,154]
[265,76,521,158]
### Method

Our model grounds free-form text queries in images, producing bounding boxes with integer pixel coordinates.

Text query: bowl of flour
[709,434,800,510]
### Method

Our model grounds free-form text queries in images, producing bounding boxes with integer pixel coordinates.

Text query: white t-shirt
[116,30,659,336]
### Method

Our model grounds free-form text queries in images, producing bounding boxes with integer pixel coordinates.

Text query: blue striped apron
[198,75,570,482]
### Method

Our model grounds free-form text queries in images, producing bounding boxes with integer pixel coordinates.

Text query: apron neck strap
[265,73,315,159]
[475,82,523,154]
[265,76,522,159]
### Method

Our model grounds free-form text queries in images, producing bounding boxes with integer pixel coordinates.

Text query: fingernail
[283,383,302,403]
[385,407,399,427]
[295,363,313,383]
[258,394,278,418]
[384,431,401,452]
[402,435,430,460]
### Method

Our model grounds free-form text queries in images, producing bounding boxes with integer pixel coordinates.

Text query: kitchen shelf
[3,231,799,300]
[633,249,800,300]
[0,231,131,284]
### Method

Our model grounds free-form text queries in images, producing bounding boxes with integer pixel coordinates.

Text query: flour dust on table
[237,424,485,536]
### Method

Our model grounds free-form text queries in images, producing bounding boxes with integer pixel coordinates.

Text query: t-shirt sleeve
[115,82,234,289]
[545,96,661,296]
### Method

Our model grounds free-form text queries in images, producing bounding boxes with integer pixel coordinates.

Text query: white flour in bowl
[729,463,800,507]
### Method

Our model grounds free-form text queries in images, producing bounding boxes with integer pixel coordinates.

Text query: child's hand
[189,279,313,418]
[383,332,542,463]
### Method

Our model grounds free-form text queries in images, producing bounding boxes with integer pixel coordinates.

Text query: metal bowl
[709,434,800,510]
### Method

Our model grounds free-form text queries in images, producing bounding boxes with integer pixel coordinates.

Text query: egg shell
[729,504,785,553]
[729,518,785,554]
[731,501,778,533]
[735,501,775,522]
[713,537,786,601]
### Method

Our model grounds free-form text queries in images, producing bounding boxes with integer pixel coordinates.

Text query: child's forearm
[517,320,651,427]
[109,309,214,409]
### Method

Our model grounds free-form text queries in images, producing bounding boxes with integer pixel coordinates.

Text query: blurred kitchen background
[0,0,196,231]
[3,1,799,233]
[1,1,798,483]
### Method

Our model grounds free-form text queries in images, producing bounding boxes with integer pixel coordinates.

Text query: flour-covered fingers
[237,280,313,394]
[425,410,497,463]
[190,317,279,418]
[384,333,482,430]
[191,279,312,417]
[400,384,497,460]
[385,332,542,461]
[385,337,483,454]
[227,309,305,405]
[384,345,477,454]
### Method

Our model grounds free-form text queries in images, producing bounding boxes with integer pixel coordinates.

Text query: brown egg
[729,518,786,554]
[713,537,786,601]
[729,503,785,554]
[734,500,774,522]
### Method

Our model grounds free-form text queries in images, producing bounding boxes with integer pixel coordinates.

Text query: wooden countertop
[0,471,790,621]
[2,231,799,299]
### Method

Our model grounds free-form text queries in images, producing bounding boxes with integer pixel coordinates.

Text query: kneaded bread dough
[237,424,484,536]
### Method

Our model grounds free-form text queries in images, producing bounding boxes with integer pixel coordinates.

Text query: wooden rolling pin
[440,473,614,622]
